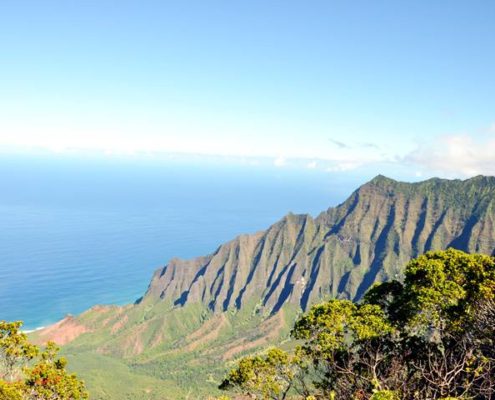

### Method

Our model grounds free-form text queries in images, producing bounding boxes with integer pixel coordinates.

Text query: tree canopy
[220,249,495,399]
[0,321,88,400]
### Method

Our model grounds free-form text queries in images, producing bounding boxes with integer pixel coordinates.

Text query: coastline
[22,326,45,334]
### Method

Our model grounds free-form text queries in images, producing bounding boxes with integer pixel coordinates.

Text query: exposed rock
[34,315,91,346]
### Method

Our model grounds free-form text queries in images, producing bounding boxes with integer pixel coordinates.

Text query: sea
[0,154,363,330]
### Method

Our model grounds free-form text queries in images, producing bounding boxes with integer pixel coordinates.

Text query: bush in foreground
[0,321,88,400]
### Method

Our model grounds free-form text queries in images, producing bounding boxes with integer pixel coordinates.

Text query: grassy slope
[60,301,301,399]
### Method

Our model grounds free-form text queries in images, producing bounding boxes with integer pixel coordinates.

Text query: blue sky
[1,1,494,178]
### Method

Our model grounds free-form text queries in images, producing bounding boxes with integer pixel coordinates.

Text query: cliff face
[143,175,495,314]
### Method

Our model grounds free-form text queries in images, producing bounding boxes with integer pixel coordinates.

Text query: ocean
[0,154,361,330]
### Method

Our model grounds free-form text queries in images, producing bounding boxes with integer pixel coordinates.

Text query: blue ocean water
[0,155,361,330]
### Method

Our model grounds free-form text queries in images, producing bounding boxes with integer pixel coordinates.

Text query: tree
[291,300,399,399]
[0,321,88,400]
[0,321,38,382]
[365,249,495,398]
[0,380,24,400]
[24,342,88,399]
[220,348,303,400]
[220,249,495,399]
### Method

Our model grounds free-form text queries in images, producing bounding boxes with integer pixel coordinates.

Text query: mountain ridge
[141,174,495,314]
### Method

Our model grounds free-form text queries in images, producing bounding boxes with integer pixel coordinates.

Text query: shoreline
[22,326,46,334]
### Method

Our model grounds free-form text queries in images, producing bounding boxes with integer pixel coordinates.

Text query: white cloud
[0,113,400,173]
[405,134,495,177]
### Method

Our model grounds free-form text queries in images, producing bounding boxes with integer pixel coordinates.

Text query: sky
[0,1,494,179]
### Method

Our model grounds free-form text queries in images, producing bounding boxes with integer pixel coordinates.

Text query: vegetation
[53,301,301,399]
[220,249,495,399]
[0,321,88,399]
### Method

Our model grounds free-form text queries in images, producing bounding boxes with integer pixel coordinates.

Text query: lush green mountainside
[144,174,495,311]
[33,175,495,399]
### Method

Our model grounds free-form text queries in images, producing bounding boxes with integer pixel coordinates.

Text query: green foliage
[221,249,495,399]
[292,300,356,355]
[220,348,300,399]
[0,321,38,381]
[292,299,394,369]
[0,321,88,400]
[370,390,399,400]
[400,249,495,333]
[25,342,88,399]
[0,380,24,400]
